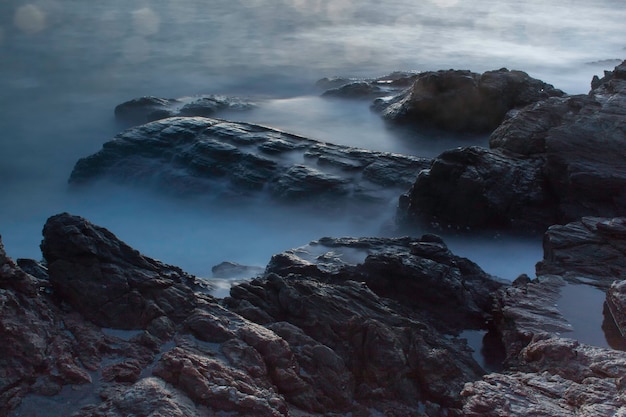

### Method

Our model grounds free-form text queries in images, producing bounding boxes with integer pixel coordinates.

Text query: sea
[0,0,624,320]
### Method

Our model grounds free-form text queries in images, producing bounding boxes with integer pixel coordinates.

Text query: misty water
[0,1,624,313]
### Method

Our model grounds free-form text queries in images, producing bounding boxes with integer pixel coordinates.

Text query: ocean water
[0,0,623,283]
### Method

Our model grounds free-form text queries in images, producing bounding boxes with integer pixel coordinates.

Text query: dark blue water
[0,0,623,279]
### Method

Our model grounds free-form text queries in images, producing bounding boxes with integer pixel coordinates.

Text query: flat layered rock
[70,117,429,210]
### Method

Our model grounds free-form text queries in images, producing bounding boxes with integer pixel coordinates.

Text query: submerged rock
[69,117,430,210]
[375,68,563,132]
[317,71,419,99]
[114,95,255,126]
[399,60,626,232]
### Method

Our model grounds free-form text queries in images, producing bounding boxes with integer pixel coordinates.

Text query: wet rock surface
[461,215,626,416]
[374,68,563,132]
[537,216,626,287]
[114,95,256,127]
[3,212,626,416]
[70,117,430,210]
[400,61,626,232]
[1,213,500,417]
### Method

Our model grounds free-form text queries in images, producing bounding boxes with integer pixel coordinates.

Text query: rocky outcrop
[536,217,626,288]
[262,235,504,333]
[374,68,563,132]
[69,117,430,210]
[114,95,255,126]
[399,60,626,232]
[41,213,205,329]
[2,213,508,417]
[461,215,626,416]
[461,336,626,417]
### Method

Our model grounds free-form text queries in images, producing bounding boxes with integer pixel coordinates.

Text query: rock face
[2,213,508,417]
[375,68,563,132]
[114,95,255,126]
[41,213,203,329]
[69,117,430,210]
[262,235,504,333]
[461,336,626,417]
[537,216,626,287]
[400,60,626,232]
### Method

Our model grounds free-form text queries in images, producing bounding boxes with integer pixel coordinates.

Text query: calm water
[0,0,623,282]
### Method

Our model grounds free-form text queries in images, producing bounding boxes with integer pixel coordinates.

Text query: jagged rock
[537,216,626,287]
[41,213,202,329]
[375,68,563,132]
[69,117,430,209]
[399,61,626,232]
[491,274,573,361]
[114,95,255,126]
[225,273,485,412]
[461,337,626,417]
[264,235,504,332]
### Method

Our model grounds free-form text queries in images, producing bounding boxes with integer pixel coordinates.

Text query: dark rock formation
[461,336,626,417]
[114,95,255,126]
[537,216,626,288]
[375,68,563,132]
[460,215,626,416]
[2,213,506,417]
[69,117,430,210]
[262,235,504,333]
[400,60,626,232]
[41,213,204,329]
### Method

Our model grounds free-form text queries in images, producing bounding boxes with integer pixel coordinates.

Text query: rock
[375,68,563,132]
[317,71,419,98]
[607,280,626,337]
[264,235,504,332]
[41,213,201,329]
[398,145,555,232]
[537,217,626,287]
[114,95,255,126]
[461,336,626,417]
[399,61,626,232]
[69,117,430,210]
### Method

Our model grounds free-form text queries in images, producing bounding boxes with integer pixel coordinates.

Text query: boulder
[375,68,563,132]
[41,212,202,329]
[69,117,430,210]
[399,60,626,232]
[537,216,626,287]
[114,95,255,126]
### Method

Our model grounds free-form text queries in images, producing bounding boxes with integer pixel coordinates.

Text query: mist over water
[0,0,624,281]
